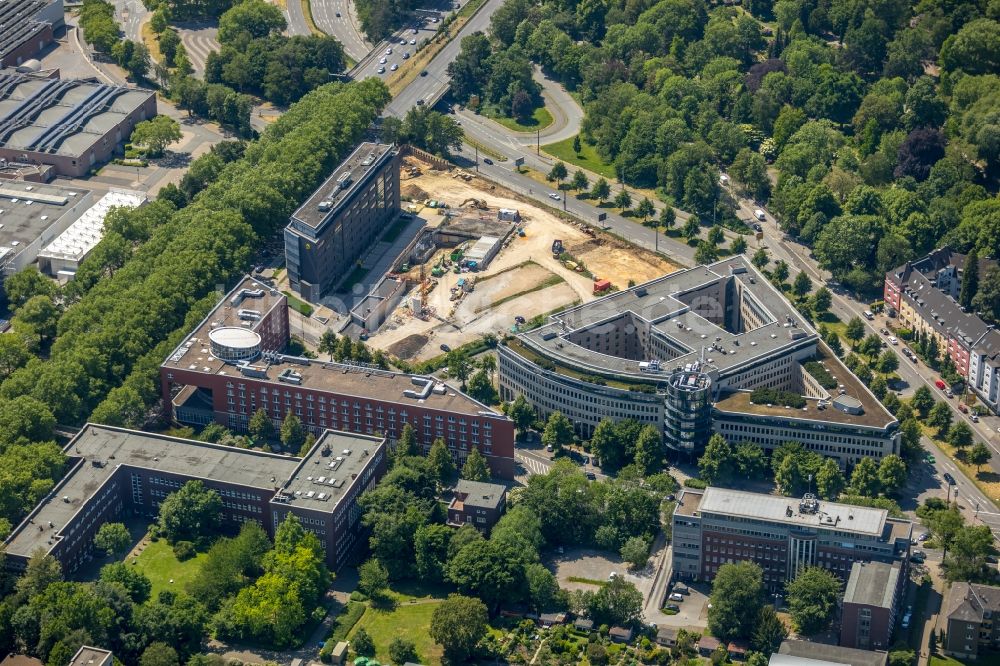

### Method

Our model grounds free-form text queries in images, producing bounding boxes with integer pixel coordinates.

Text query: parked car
[863,311,875,320]
[911,550,926,562]
[379,56,387,63]
[944,472,956,485]
[386,47,393,54]
[901,613,911,630]
[925,454,936,464]
[586,471,597,480]
[754,209,766,221]
[665,604,680,612]
[608,572,618,581]
[752,223,763,232]
[888,335,898,345]
[390,63,398,70]
[546,445,553,452]
[935,379,947,389]
[669,593,684,602]
[439,343,451,352]
[918,532,930,542]
[377,66,385,74]
[972,414,980,422]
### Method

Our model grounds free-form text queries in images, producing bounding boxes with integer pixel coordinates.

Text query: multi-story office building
[841,560,904,651]
[671,487,912,592]
[499,257,899,464]
[160,276,516,478]
[285,142,401,301]
[2,424,387,573]
[943,582,1000,660]
[884,247,1000,414]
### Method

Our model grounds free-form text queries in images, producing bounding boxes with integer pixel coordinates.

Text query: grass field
[351,601,444,665]
[488,106,554,132]
[541,136,617,180]
[131,538,207,599]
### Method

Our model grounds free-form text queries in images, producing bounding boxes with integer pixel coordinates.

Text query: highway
[311,0,372,61]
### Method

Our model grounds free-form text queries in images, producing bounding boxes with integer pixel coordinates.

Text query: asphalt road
[311,0,372,61]
[176,24,220,79]
[114,0,147,41]
[284,0,314,37]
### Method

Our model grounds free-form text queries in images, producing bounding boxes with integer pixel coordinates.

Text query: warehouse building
[0,72,156,177]
[2,424,387,572]
[160,276,516,478]
[671,487,912,592]
[0,0,64,69]
[498,257,899,465]
[285,143,401,302]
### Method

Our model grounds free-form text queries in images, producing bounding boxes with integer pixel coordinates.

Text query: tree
[525,562,561,611]
[928,401,953,437]
[877,349,899,374]
[461,448,490,482]
[694,241,719,265]
[809,287,832,314]
[949,421,973,450]
[588,575,644,627]
[571,169,589,191]
[850,457,880,497]
[508,394,535,437]
[542,411,574,452]
[141,642,179,666]
[3,267,56,311]
[614,189,633,213]
[792,271,812,299]
[845,317,865,346]
[785,567,841,634]
[217,0,286,43]
[707,225,725,246]
[318,330,338,360]
[430,594,489,662]
[93,521,131,556]
[730,236,747,255]
[735,442,766,478]
[969,442,992,473]
[620,536,650,569]
[699,434,735,485]
[358,558,389,600]
[752,247,769,269]
[158,480,223,543]
[388,637,418,665]
[815,457,846,499]
[636,197,656,224]
[589,419,626,472]
[428,438,457,486]
[973,268,1000,324]
[280,413,306,452]
[708,562,764,642]
[131,116,183,157]
[660,206,676,230]
[683,215,701,240]
[415,523,452,583]
[751,605,788,655]
[633,424,663,475]
[17,295,58,344]
[548,161,568,187]
[352,627,375,656]
[466,369,498,405]
[591,178,611,203]
[572,135,582,154]
[911,385,934,417]
[447,351,471,390]
[395,423,420,459]
[877,454,907,495]
[99,561,152,602]
[944,525,996,581]
[248,408,274,442]
[960,249,980,310]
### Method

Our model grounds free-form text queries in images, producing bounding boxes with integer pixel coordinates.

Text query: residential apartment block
[499,257,899,465]
[285,142,400,301]
[943,582,1000,660]
[841,560,904,651]
[884,247,1000,414]
[671,487,912,592]
[2,424,387,573]
[160,276,516,478]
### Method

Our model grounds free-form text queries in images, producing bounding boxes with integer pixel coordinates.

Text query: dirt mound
[403,184,429,200]
[386,333,428,359]
[567,238,604,254]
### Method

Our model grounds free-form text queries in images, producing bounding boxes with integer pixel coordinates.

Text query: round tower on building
[663,367,713,455]
[209,327,262,362]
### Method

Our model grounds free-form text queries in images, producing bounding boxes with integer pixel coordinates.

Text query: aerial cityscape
[0,0,997,664]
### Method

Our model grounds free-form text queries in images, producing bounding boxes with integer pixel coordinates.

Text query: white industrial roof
[209,326,261,350]
[38,189,144,262]
[699,487,887,536]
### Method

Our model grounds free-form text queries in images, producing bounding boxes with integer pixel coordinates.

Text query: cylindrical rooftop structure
[209,326,262,362]
[663,369,713,455]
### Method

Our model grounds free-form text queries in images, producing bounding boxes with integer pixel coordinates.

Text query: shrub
[750,387,806,408]
[684,478,707,489]
[804,361,837,389]
[172,540,196,561]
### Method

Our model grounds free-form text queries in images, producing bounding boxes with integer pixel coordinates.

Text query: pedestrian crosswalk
[515,452,552,477]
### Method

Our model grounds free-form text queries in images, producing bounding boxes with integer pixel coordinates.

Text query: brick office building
[160,276,516,478]
[3,425,387,573]
[672,488,911,592]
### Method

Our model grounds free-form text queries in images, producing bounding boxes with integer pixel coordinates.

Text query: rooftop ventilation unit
[318,200,333,212]
[336,172,352,189]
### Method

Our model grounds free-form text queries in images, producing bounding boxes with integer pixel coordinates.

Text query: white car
[379,56,387,64]
[385,47,393,54]
[411,28,418,33]
[888,335,898,345]
[409,38,416,44]
[431,16,439,21]
[669,593,684,602]
[548,193,561,201]
[390,63,398,71]
[400,38,407,44]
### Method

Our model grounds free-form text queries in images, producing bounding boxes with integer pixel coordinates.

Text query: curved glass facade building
[663,369,712,453]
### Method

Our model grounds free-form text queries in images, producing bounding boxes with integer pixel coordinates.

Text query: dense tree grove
[450,0,1000,294]
[0,80,388,535]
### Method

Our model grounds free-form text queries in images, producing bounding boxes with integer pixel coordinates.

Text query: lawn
[130,538,208,600]
[541,136,617,180]
[488,106,554,132]
[351,601,444,666]
[931,655,1000,666]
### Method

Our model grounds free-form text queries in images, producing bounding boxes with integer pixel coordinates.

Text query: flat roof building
[285,142,400,301]
[499,257,898,465]
[0,72,156,177]
[841,560,903,651]
[0,0,63,69]
[770,640,887,666]
[66,647,112,666]
[3,424,387,573]
[160,276,516,477]
[0,179,95,281]
[672,487,911,591]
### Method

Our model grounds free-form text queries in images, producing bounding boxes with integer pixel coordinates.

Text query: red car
[935,379,947,390]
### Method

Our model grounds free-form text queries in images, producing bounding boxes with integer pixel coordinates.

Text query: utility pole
[536,129,540,156]
[475,145,478,172]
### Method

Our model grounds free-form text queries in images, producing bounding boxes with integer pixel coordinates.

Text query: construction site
[366,155,681,361]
